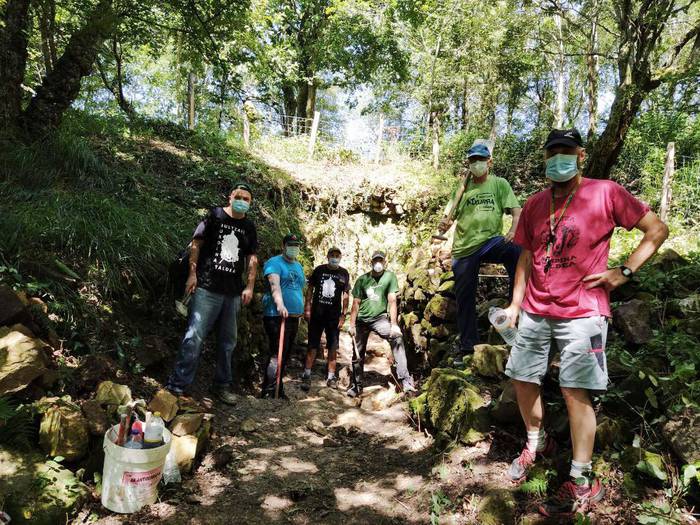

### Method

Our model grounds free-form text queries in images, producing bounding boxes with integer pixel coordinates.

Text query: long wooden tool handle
[275,317,286,399]
[432,171,471,240]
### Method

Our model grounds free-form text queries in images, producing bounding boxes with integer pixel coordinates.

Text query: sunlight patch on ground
[394,473,425,491]
[277,456,319,474]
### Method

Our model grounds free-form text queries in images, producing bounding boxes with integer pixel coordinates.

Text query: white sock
[570,460,592,481]
[327,372,336,380]
[526,429,546,453]
[303,368,311,378]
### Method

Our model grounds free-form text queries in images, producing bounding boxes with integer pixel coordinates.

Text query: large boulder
[651,249,687,271]
[477,487,516,525]
[663,408,700,464]
[613,299,652,345]
[410,368,489,444]
[95,380,132,408]
[38,397,90,461]
[0,285,26,326]
[471,344,509,378]
[424,295,457,322]
[0,449,89,525]
[410,323,428,351]
[0,325,49,395]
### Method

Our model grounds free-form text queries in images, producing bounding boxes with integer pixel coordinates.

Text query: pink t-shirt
[514,178,650,319]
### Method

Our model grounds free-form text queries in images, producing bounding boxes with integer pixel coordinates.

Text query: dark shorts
[308,315,340,352]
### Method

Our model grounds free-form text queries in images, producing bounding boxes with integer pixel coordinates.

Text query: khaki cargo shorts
[505,311,609,391]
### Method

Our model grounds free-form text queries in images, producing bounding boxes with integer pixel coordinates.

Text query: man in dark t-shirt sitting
[301,247,350,391]
[166,182,258,404]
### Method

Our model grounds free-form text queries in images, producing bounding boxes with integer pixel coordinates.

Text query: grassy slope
[0,111,303,369]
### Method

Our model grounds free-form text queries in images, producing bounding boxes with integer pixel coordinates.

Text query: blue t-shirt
[262,255,306,317]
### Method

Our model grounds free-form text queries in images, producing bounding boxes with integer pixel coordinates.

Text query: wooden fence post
[374,113,385,164]
[242,109,250,149]
[660,142,675,222]
[307,111,321,160]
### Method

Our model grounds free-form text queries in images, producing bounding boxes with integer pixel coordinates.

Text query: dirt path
[88,333,452,524]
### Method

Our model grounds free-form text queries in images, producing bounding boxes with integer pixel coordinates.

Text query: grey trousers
[352,315,411,388]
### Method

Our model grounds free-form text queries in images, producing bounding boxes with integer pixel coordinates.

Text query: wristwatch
[619,265,634,279]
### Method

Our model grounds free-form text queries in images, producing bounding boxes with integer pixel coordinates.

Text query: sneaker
[326,377,338,389]
[214,388,238,406]
[346,385,362,398]
[507,436,557,481]
[300,375,311,392]
[538,476,605,517]
[450,343,473,366]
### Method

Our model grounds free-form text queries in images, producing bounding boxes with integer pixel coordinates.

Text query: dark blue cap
[283,233,302,245]
[467,143,491,159]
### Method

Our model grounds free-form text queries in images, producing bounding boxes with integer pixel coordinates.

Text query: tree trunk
[187,71,195,129]
[586,0,599,140]
[553,11,566,128]
[281,84,295,136]
[38,0,55,74]
[0,0,32,128]
[460,77,469,130]
[431,111,441,170]
[305,81,317,131]
[112,35,134,116]
[295,80,309,133]
[21,0,115,136]
[217,76,227,130]
[583,84,646,179]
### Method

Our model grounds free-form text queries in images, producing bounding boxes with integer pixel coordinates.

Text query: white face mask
[285,246,300,259]
[373,262,384,273]
[470,160,488,177]
[328,257,341,268]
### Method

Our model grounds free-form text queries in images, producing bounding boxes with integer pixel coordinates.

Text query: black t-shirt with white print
[193,207,258,297]
[309,264,350,319]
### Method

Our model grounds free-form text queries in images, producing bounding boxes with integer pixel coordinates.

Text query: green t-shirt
[352,270,399,321]
[450,175,519,259]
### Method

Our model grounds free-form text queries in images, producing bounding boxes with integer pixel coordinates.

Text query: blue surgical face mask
[545,154,579,182]
[231,199,250,214]
[285,246,300,259]
[328,257,341,268]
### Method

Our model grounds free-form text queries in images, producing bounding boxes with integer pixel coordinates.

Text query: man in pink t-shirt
[503,128,668,518]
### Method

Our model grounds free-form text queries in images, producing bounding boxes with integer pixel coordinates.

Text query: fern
[0,396,35,449]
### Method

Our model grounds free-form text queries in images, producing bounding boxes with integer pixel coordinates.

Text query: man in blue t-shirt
[260,233,307,398]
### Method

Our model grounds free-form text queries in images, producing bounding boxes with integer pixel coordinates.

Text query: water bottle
[162,449,182,484]
[488,306,518,346]
[144,411,165,449]
[124,429,143,449]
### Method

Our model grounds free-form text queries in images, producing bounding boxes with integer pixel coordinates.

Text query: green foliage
[0,397,35,450]
[518,466,556,497]
[429,490,452,525]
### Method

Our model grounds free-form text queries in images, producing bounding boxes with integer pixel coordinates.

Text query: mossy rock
[420,319,455,340]
[471,344,509,378]
[413,367,488,444]
[596,416,627,450]
[428,341,450,367]
[439,271,454,283]
[408,392,427,420]
[401,311,419,328]
[477,488,516,525]
[0,449,89,525]
[437,280,455,294]
[424,295,457,322]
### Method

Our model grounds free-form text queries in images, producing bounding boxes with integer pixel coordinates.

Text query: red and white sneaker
[507,435,557,481]
[538,476,605,518]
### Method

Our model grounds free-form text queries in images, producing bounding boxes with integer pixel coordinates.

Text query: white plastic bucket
[101,424,172,513]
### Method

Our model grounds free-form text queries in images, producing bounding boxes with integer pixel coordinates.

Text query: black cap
[232,181,252,193]
[327,247,342,256]
[544,128,584,149]
[283,233,302,246]
[371,251,386,261]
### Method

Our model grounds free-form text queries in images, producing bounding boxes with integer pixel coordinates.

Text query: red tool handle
[274,317,286,399]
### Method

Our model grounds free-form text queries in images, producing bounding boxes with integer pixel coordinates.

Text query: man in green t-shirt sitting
[347,251,415,397]
[438,142,522,359]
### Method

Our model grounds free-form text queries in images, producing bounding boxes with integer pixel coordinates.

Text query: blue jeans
[453,236,521,351]
[167,287,241,392]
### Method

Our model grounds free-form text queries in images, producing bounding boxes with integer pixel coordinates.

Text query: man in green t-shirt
[437,142,522,358]
[347,251,415,397]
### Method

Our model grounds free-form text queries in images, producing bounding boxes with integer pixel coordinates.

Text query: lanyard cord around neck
[545,180,580,273]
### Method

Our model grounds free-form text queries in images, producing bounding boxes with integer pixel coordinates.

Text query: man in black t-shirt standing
[301,247,350,390]
[166,182,258,405]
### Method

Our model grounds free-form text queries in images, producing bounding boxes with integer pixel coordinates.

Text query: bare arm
[185,239,204,294]
[267,273,288,318]
[349,297,361,333]
[337,291,350,329]
[505,207,522,242]
[387,292,399,326]
[505,249,532,327]
[241,254,258,305]
[583,211,669,291]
